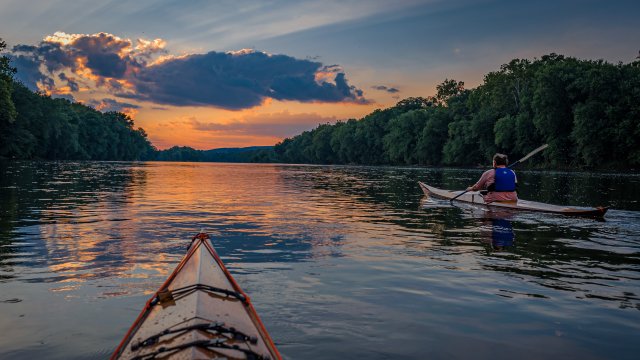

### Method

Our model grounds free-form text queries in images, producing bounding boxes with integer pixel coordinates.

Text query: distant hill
[155,145,276,162]
[202,146,272,155]
[202,146,274,162]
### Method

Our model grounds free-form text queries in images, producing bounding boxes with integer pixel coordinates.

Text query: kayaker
[466,153,518,203]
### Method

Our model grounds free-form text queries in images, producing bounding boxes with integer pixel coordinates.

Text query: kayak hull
[418,182,608,218]
[111,233,281,360]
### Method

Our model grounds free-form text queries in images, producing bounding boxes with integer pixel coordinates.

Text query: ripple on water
[0,162,639,359]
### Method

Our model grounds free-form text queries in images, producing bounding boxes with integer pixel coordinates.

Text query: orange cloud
[13,31,368,110]
[10,31,382,149]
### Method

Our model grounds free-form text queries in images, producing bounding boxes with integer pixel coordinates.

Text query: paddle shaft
[449,144,548,202]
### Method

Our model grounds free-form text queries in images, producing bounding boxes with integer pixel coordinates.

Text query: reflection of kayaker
[489,218,515,251]
[466,153,517,204]
[461,204,516,251]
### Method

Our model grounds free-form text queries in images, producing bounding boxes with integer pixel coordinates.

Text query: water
[1,161,639,359]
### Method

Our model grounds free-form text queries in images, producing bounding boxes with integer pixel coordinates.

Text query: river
[1,161,639,359]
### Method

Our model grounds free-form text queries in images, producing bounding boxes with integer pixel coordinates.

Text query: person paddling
[466,153,518,203]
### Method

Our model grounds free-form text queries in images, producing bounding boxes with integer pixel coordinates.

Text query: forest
[0,38,154,161]
[274,54,640,169]
[155,146,273,162]
[2,34,639,169]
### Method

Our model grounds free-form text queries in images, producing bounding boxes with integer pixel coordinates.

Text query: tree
[432,79,465,106]
[383,110,429,164]
[394,97,432,112]
[0,37,17,126]
[416,108,451,165]
[311,124,336,163]
[0,38,16,81]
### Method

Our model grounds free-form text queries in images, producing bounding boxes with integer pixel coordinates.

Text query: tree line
[0,38,154,161]
[3,34,639,169]
[155,146,275,162]
[274,54,640,169]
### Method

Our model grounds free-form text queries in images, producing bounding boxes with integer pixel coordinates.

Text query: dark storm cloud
[12,41,76,78]
[8,53,53,91]
[70,33,137,78]
[371,85,399,93]
[9,32,368,110]
[122,50,368,109]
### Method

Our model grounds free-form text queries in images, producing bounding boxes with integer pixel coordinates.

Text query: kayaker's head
[493,153,508,168]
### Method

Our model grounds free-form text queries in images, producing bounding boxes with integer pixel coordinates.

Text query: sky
[1,0,639,149]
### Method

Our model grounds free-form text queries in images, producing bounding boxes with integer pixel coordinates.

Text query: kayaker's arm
[467,169,492,192]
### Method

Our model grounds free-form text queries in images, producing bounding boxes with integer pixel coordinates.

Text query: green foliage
[0,38,17,125]
[0,82,154,160]
[311,124,336,163]
[2,40,638,170]
[155,146,203,161]
[394,97,432,111]
[153,146,275,162]
[415,108,451,165]
[0,79,16,125]
[433,79,464,106]
[0,38,16,81]
[384,110,429,164]
[0,36,154,160]
[272,55,640,170]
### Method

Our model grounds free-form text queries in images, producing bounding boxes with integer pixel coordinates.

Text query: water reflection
[0,162,639,359]
[488,218,515,251]
[423,202,640,315]
[458,205,516,251]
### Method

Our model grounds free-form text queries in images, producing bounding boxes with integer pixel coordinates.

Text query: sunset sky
[1,0,638,149]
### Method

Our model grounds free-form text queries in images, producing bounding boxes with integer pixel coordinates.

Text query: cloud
[8,52,52,91]
[58,72,79,91]
[9,32,161,93]
[85,98,140,113]
[188,111,337,138]
[120,49,369,109]
[371,85,400,93]
[10,32,368,110]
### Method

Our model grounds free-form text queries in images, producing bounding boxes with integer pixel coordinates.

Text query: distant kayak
[111,233,281,360]
[418,182,608,218]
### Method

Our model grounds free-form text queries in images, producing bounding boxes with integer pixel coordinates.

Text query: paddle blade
[519,143,548,163]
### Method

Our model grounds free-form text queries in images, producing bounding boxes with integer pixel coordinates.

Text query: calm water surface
[1,161,639,359]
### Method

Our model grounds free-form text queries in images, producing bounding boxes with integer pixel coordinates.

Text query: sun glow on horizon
[138,98,382,150]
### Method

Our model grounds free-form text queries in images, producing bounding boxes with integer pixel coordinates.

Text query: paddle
[449,144,549,203]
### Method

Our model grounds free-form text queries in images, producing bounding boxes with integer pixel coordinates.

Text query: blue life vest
[491,168,516,192]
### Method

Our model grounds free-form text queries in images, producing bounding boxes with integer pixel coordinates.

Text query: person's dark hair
[493,153,508,166]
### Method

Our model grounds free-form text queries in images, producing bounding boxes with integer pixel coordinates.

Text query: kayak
[111,233,281,360]
[418,182,608,218]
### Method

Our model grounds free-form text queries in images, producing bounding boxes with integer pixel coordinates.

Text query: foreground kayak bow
[111,233,281,360]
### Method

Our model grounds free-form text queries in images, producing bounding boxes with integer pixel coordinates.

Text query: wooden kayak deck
[418,182,608,218]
